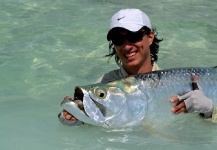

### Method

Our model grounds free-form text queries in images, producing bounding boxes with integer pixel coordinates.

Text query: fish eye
[94,88,107,99]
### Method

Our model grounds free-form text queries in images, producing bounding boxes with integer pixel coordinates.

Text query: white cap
[107,8,152,40]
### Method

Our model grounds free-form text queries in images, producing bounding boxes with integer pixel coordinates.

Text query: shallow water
[0,0,217,149]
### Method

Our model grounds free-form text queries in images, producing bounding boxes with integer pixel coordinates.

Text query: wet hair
[105,26,163,66]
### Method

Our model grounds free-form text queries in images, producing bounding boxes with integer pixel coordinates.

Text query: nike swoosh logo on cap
[117,16,125,21]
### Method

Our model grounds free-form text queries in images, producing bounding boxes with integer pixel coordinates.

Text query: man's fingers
[64,96,72,100]
[170,96,187,114]
[63,110,68,116]
[192,75,198,82]
[173,107,186,115]
[170,96,179,103]
[63,110,76,121]
[170,96,184,106]
[171,101,186,114]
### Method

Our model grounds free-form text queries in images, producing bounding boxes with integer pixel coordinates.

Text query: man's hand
[58,96,83,126]
[170,76,214,118]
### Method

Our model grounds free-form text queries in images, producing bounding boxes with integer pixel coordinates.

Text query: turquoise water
[0,0,217,149]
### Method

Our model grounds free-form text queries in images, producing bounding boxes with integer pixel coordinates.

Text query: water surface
[0,0,217,149]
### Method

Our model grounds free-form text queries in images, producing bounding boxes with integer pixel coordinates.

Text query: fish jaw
[61,86,108,126]
[61,97,104,126]
[82,88,106,124]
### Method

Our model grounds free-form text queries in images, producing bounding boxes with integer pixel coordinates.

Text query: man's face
[112,29,154,71]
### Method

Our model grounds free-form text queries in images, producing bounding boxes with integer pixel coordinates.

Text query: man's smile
[125,52,136,58]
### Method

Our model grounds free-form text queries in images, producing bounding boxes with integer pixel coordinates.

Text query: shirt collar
[120,62,160,76]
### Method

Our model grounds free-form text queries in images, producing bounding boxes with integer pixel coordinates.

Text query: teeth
[125,52,136,58]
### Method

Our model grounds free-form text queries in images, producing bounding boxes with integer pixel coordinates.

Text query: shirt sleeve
[211,106,217,123]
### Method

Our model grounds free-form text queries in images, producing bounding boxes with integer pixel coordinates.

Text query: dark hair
[105,26,163,66]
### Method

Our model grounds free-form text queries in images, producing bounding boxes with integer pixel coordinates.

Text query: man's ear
[148,31,154,46]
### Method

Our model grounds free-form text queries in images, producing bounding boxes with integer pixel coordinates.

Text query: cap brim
[107,25,145,41]
[107,27,129,41]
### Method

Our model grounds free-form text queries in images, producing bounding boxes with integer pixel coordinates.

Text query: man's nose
[122,39,133,49]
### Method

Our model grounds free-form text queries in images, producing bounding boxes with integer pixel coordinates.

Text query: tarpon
[61,67,217,128]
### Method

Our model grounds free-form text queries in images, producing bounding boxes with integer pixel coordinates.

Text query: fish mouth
[74,86,84,101]
[60,87,85,114]
[61,86,106,126]
[72,86,84,110]
[73,86,106,116]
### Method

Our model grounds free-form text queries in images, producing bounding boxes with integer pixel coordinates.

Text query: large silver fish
[61,67,217,128]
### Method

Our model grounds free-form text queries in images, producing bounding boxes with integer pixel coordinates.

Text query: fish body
[61,67,217,127]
